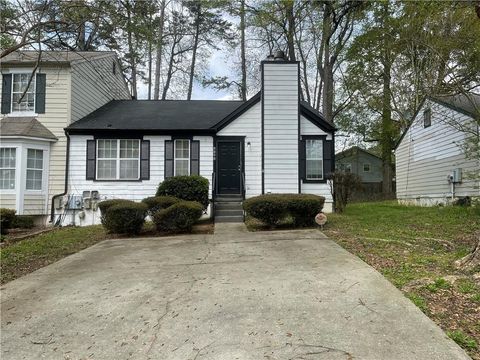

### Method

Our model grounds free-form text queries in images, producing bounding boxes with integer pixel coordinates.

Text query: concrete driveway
[1,224,470,360]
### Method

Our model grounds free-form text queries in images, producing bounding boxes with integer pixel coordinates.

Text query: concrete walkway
[0,224,470,360]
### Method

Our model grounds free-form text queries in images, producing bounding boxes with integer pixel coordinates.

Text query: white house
[56,51,336,225]
[395,93,480,206]
[0,51,131,224]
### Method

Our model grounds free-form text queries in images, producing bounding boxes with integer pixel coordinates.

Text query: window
[96,139,140,180]
[26,149,43,190]
[306,139,323,180]
[0,148,16,190]
[363,163,371,172]
[423,108,431,128]
[345,164,352,173]
[174,139,190,176]
[12,73,35,112]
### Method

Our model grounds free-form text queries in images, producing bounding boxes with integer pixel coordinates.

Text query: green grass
[406,293,428,313]
[425,278,451,293]
[457,279,478,294]
[447,330,478,351]
[0,225,107,284]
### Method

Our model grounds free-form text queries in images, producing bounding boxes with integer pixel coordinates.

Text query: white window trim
[96,139,141,180]
[10,69,37,116]
[363,163,371,172]
[174,139,190,176]
[0,147,17,192]
[305,139,324,180]
[25,148,44,191]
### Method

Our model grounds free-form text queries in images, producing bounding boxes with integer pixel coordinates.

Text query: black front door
[217,141,242,195]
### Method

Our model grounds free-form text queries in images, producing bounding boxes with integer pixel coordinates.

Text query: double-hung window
[96,139,140,180]
[305,139,323,180]
[12,73,35,112]
[26,149,43,190]
[0,148,16,190]
[174,139,190,176]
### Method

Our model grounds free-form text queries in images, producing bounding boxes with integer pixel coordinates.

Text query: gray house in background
[336,146,383,183]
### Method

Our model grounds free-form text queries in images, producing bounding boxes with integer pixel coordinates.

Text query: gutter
[50,132,70,223]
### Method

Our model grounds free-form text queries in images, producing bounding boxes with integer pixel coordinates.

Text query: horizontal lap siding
[0,194,16,209]
[71,56,130,122]
[217,103,262,197]
[263,63,299,193]
[396,99,480,201]
[23,194,45,215]
[68,135,169,201]
[194,136,214,197]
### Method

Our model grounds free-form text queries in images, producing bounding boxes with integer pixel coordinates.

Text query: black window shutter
[86,140,96,180]
[299,139,306,180]
[323,139,334,178]
[1,74,12,114]
[165,140,174,178]
[35,73,46,114]
[140,140,150,180]
[190,140,200,175]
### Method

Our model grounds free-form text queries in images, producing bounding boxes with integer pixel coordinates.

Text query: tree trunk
[239,0,247,101]
[153,0,166,100]
[455,233,480,270]
[125,1,137,99]
[380,2,393,196]
[148,41,152,100]
[187,4,201,101]
[321,3,333,123]
[285,0,296,61]
[162,38,177,100]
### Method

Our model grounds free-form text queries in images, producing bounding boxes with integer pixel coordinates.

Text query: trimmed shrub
[0,208,16,235]
[156,176,209,209]
[11,215,35,229]
[243,195,288,227]
[153,201,203,232]
[98,199,133,227]
[103,202,148,235]
[142,196,180,217]
[285,194,325,227]
[243,194,325,227]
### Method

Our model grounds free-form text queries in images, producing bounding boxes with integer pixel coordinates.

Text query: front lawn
[323,201,480,359]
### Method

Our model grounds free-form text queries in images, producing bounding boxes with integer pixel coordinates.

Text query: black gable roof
[67,99,244,133]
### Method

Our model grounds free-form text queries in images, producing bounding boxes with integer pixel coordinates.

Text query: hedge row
[243,194,325,227]
[98,199,148,235]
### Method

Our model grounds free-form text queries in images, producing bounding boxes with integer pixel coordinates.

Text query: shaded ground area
[1,224,469,360]
[323,201,480,359]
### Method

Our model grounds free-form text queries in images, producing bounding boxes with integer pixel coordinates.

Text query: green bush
[156,175,209,209]
[152,201,203,232]
[98,199,133,227]
[284,194,325,227]
[142,196,180,217]
[103,202,148,235]
[0,208,16,235]
[11,215,35,229]
[243,194,325,227]
[243,195,288,227]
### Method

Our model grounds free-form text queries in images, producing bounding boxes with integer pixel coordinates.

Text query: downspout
[50,131,70,224]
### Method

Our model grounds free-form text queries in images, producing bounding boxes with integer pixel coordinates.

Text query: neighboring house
[0,51,131,224]
[335,146,383,183]
[57,51,336,225]
[395,93,480,206]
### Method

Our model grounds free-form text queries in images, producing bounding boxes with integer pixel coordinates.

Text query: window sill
[8,111,38,117]
[93,179,143,182]
[302,179,327,184]
[0,189,16,194]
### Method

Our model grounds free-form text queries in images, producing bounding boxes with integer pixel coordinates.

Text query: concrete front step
[215,215,244,223]
[216,196,243,202]
[215,209,243,217]
[215,202,243,210]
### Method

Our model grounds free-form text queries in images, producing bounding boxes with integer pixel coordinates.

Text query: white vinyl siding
[262,62,299,193]
[26,149,43,190]
[0,148,16,190]
[174,139,190,176]
[396,99,480,205]
[217,103,261,197]
[96,139,140,180]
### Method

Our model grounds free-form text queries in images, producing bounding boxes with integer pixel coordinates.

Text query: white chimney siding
[262,61,300,193]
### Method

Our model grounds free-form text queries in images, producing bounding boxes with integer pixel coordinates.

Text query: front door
[217,141,242,195]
